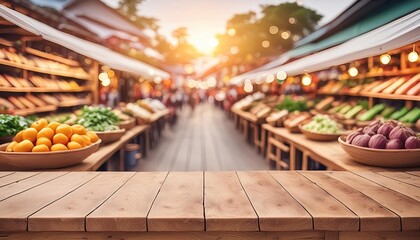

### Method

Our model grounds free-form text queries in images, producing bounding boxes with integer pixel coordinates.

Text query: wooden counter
[231,108,265,152]
[262,124,420,171]
[0,171,419,239]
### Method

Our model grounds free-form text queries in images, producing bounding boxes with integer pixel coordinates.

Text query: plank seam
[145,171,170,232]
[235,171,261,231]
[202,171,206,231]
[375,172,420,188]
[405,171,420,177]
[0,172,43,188]
[26,172,102,231]
[0,172,15,178]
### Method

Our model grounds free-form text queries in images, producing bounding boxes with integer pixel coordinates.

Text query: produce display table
[146,109,170,150]
[231,108,265,151]
[51,125,149,171]
[262,124,420,171]
[0,171,418,239]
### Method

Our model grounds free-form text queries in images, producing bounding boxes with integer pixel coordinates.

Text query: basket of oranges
[0,118,101,170]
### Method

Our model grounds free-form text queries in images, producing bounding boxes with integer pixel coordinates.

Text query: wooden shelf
[13,105,57,116]
[339,67,420,81]
[317,91,420,101]
[25,47,80,67]
[0,86,91,93]
[58,99,91,107]
[0,59,91,80]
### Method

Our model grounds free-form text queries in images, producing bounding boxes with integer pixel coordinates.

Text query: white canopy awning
[230,10,420,85]
[0,5,170,79]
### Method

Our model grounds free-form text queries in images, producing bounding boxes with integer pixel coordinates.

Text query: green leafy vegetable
[275,96,308,112]
[0,114,31,137]
[76,106,120,132]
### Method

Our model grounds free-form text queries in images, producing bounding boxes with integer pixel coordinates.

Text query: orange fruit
[31,118,48,132]
[37,128,54,140]
[71,124,86,135]
[52,133,69,145]
[82,135,92,146]
[86,131,99,143]
[55,124,73,139]
[22,128,38,143]
[70,134,86,148]
[13,140,34,152]
[51,143,68,151]
[36,137,52,148]
[67,141,82,150]
[47,122,60,132]
[32,144,49,152]
[14,130,23,142]
[6,141,18,152]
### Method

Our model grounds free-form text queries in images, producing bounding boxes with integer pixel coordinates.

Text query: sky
[102,0,355,54]
[32,0,355,54]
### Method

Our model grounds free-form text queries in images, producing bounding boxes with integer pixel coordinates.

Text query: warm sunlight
[188,35,219,55]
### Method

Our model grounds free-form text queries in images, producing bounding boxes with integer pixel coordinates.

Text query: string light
[101,78,110,87]
[187,79,197,88]
[408,44,418,63]
[281,31,290,39]
[289,17,296,24]
[380,54,391,65]
[348,66,358,77]
[301,73,312,86]
[227,28,236,36]
[262,40,270,48]
[230,46,240,55]
[98,72,108,81]
[276,71,287,84]
[269,26,279,34]
[265,74,275,83]
[154,77,162,84]
[207,77,217,87]
[244,83,253,93]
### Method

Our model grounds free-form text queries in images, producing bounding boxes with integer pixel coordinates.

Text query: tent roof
[0,5,169,79]
[230,10,420,85]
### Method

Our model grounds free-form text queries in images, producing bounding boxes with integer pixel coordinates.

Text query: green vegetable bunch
[275,96,308,112]
[76,106,120,132]
[303,115,342,134]
[0,114,31,137]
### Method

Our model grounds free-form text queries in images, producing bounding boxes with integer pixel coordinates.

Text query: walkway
[134,103,270,171]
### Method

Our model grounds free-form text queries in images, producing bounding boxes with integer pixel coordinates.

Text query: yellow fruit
[32,144,50,152]
[14,131,23,142]
[82,135,92,146]
[51,143,68,151]
[86,131,100,143]
[31,118,48,132]
[55,124,73,139]
[70,134,86,148]
[22,128,38,143]
[36,137,52,148]
[13,140,34,152]
[71,124,87,135]
[6,141,18,152]
[37,128,54,140]
[52,133,69,145]
[47,122,60,132]
[67,141,82,150]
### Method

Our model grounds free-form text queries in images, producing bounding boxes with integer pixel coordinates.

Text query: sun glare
[189,35,219,55]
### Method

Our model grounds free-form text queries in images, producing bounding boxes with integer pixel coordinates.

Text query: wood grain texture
[147,172,204,231]
[269,171,359,231]
[300,171,400,231]
[0,172,67,201]
[28,172,134,231]
[86,172,167,232]
[0,172,98,231]
[354,172,420,201]
[0,172,41,187]
[339,231,420,240]
[237,171,312,231]
[0,172,14,178]
[0,231,326,240]
[377,172,420,187]
[327,172,420,231]
[205,172,258,231]
[406,171,420,177]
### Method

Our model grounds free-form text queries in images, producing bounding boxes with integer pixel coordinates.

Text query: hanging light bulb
[348,66,358,77]
[380,54,391,65]
[244,80,253,93]
[265,74,275,83]
[408,44,419,63]
[276,71,287,84]
[301,73,312,86]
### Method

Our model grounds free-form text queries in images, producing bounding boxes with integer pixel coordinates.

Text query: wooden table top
[0,170,418,233]
[231,107,259,123]
[262,124,420,172]
[149,109,170,123]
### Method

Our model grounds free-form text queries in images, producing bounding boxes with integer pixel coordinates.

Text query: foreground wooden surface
[0,171,419,239]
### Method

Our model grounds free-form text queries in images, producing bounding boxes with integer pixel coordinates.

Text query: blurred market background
[0,0,419,171]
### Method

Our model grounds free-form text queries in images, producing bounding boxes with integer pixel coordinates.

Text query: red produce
[352,134,371,147]
[386,139,404,149]
[405,136,420,149]
[368,134,388,149]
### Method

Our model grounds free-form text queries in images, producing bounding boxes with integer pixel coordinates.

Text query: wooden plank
[269,171,359,231]
[205,172,258,231]
[86,172,167,231]
[0,172,14,178]
[0,231,326,240]
[0,172,41,187]
[354,172,420,201]
[300,172,400,231]
[147,172,204,231]
[340,231,420,240]
[0,172,67,201]
[406,171,420,177]
[327,172,420,230]
[377,172,420,187]
[237,171,312,231]
[29,172,134,231]
[0,172,99,231]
